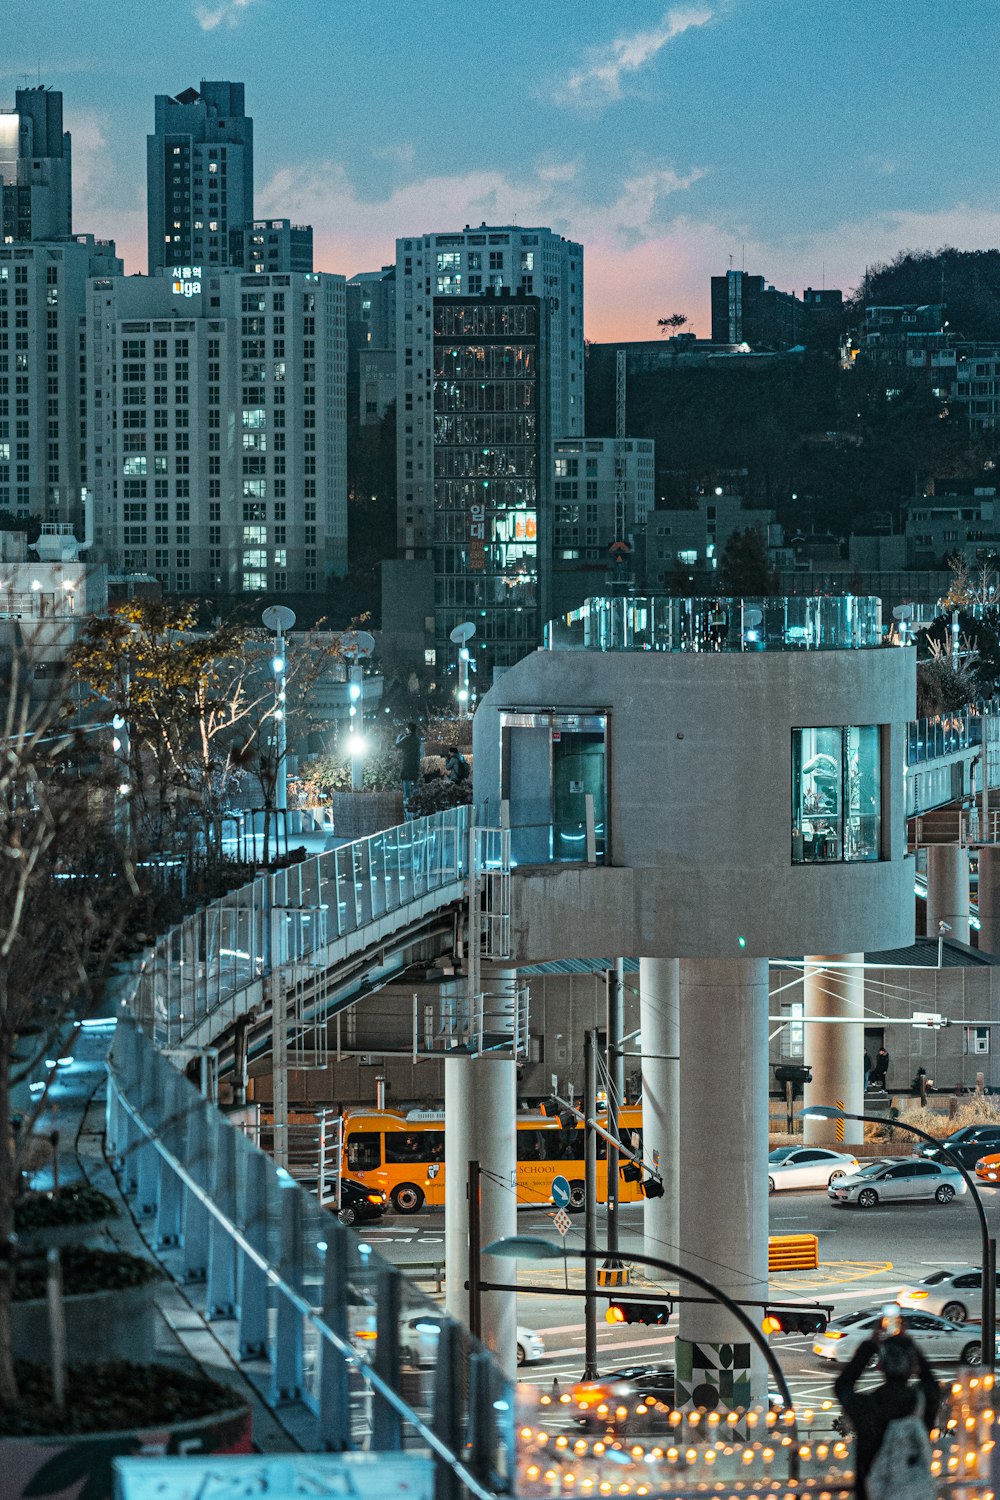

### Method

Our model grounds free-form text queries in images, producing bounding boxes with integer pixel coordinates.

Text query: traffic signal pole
[584,1029,598,1379]
[603,961,625,1270]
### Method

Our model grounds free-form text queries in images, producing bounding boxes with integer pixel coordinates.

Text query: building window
[791,726,882,864]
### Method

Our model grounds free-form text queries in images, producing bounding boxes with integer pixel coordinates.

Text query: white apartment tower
[86,269,347,594]
[0,236,121,528]
[395,224,584,674]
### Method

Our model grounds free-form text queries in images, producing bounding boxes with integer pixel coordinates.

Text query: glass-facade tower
[432,294,547,669]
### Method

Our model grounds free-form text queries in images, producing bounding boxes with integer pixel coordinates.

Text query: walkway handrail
[132,806,470,1049]
[107,1017,513,1495]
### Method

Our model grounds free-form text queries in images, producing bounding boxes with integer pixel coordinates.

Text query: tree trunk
[0,1031,19,1401]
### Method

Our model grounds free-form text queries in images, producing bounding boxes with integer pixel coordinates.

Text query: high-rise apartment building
[0,236,121,527]
[147,82,254,274]
[0,87,72,243]
[347,265,396,425]
[395,225,584,675]
[86,269,347,594]
[550,436,655,615]
[231,219,313,275]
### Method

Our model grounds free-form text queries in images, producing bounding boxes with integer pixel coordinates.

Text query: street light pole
[482,1233,795,1420]
[800,1106,995,1368]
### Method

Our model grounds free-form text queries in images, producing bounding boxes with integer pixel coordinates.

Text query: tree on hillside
[657,313,689,336]
[718,527,776,595]
[850,248,1000,341]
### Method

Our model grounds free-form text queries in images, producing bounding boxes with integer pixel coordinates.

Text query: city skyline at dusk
[4,0,997,340]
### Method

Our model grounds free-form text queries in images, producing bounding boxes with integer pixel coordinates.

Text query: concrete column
[926,843,970,945]
[444,961,518,1381]
[979,845,1000,956]
[638,957,679,1261]
[444,1054,475,1327]
[475,1056,517,1381]
[677,957,768,1411]
[802,955,865,1148]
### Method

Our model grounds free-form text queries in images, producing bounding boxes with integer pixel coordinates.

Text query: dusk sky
[5,1,997,340]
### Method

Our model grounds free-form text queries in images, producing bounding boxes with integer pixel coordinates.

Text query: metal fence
[130,806,470,1050]
[106,1019,514,1497]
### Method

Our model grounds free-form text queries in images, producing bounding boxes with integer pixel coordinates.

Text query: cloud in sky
[193,0,259,31]
[558,6,714,108]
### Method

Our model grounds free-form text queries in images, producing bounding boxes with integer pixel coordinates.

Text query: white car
[813,1307,984,1365]
[827,1157,967,1208]
[768,1147,859,1194]
[897,1266,1000,1324]
[404,1314,545,1368]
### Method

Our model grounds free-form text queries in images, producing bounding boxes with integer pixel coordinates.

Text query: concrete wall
[474,645,915,961]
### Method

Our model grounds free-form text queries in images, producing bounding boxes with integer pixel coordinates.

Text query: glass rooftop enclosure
[544,594,884,652]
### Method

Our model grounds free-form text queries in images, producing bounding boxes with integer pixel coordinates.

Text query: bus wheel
[392,1183,425,1214]
[568,1181,586,1212]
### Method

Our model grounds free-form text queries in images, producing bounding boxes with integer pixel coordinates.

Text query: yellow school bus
[341,1105,644,1214]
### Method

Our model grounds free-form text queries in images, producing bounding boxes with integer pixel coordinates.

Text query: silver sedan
[828,1157,967,1208]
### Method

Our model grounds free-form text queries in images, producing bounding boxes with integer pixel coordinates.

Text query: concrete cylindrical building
[638,957,679,1262]
[472,599,915,1406]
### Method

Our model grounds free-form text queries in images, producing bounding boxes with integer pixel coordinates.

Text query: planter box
[12,1280,157,1365]
[1,1401,251,1500]
[330,789,404,839]
[17,1221,115,1256]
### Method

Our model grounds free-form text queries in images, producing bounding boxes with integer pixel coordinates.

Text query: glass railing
[544,595,883,652]
[131,806,470,1049]
[107,1020,512,1496]
[906,712,980,766]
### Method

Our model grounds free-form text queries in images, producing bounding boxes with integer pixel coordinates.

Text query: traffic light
[641,1176,664,1199]
[606,1299,673,1326]
[621,1161,642,1183]
[762,1304,830,1335]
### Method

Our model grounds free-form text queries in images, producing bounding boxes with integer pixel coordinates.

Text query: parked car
[976,1153,1000,1183]
[332,1177,389,1225]
[897,1265,1000,1324]
[768,1147,859,1194]
[917,1126,1000,1169]
[403,1313,544,1368]
[813,1307,984,1365]
[828,1158,966,1207]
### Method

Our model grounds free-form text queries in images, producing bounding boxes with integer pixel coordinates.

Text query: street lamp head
[482,1234,561,1262]
[797,1105,845,1121]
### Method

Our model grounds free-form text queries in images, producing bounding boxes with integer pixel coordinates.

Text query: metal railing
[544,595,883,652]
[106,1019,513,1496]
[131,806,470,1049]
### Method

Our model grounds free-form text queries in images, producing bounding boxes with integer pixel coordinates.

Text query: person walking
[871,1046,890,1091]
[395,722,421,814]
[834,1328,939,1500]
[863,1049,873,1094]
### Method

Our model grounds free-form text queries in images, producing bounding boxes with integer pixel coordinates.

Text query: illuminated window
[791,726,882,864]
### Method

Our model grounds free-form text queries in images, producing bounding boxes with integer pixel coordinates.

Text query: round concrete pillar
[638,958,679,1261]
[802,955,864,1147]
[926,843,970,945]
[475,1056,518,1381]
[445,1053,475,1325]
[443,962,519,1381]
[677,957,768,1410]
[979,845,1000,956]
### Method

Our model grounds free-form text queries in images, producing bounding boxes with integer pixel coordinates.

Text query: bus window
[517,1130,542,1161]
[347,1132,381,1172]
[385,1131,443,1163]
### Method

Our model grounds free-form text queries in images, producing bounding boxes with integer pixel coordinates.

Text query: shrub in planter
[13,1247,164,1367]
[15,1184,118,1236]
[1,1360,252,1500]
[407,777,472,818]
